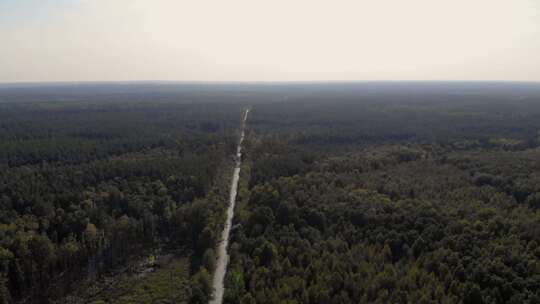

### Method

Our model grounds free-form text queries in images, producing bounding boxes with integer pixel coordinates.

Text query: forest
[223,82,540,304]
[0,84,249,303]
[1,82,540,303]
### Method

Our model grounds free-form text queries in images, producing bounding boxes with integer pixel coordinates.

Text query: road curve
[209,108,249,304]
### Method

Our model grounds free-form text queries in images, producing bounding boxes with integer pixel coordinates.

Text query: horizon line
[1,79,540,87]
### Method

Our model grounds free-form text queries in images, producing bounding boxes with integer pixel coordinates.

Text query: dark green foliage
[224,86,540,304]
[190,267,213,304]
[0,93,244,302]
[228,140,540,303]
[0,274,10,304]
[3,82,540,303]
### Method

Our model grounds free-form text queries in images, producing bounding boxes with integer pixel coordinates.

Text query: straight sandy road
[209,108,249,304]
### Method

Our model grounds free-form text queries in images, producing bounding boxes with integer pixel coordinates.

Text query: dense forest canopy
[222,82,540,304]
[1,82,540,303]
[0,85,249,303]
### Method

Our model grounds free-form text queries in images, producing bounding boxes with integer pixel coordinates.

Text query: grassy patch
[90,257,190,304]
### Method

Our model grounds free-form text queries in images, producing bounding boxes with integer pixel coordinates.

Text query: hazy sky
[1,0,539,82]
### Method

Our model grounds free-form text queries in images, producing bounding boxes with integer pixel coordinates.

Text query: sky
[0,0,539,82]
